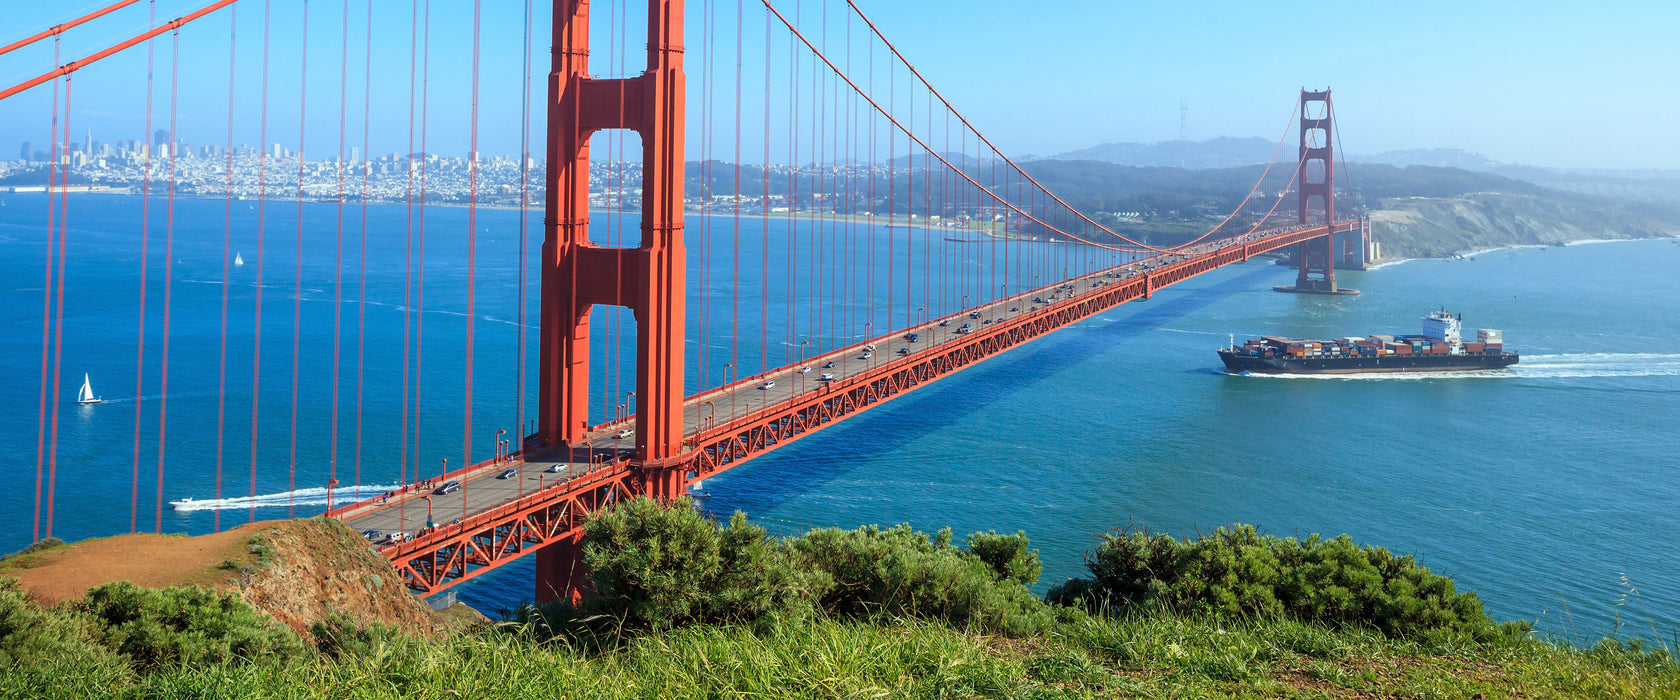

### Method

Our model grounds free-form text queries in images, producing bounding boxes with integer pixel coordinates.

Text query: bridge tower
[535,0,689,602]
[1295,89,1336,291]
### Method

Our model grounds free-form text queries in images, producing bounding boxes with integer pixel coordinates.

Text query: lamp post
[325,478,338,517]
[496,429,507,463]
[724,362,735,424]
[422,495,435,530]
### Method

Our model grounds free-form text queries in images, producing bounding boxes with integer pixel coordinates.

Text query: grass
[4,610,1675,699]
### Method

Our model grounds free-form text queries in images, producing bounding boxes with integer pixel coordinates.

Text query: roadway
[340,226,1294,545]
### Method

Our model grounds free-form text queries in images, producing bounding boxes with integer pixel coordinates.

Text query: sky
[1,0,1676,170]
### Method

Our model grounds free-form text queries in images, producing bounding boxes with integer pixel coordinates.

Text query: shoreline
[1365,234,1677,271]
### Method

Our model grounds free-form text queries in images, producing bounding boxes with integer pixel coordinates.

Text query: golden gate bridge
[4,0,1365,602]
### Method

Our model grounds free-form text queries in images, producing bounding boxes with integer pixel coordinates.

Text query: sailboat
[234,252,245,266]
[76,374,102,405]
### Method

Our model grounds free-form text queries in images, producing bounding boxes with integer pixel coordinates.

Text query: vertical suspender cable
[154,31,179,533]
[331,0,349,502]
[33,39,62,543]
[415,0,431,481]
[356,0,373,487]
[465,0,481,469]
[288,0,311,518]
[517,0,532,445]
[45,78,73,538]
[250,0,271,524]
[215,6,238,532]
[399,0,419,526]
[134,2,156,531]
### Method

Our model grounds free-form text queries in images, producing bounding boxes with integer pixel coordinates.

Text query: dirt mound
[2,518,477,640]
[3,528,252,607]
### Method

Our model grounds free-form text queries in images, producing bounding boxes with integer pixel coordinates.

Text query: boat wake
[1227,353,1680,381]
[170,484,400,512]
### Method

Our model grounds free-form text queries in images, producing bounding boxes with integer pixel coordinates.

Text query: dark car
[497,469,518,480]
[823,360,836,368]
[435,480,461,495]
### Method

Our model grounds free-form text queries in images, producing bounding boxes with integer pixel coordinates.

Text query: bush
[561,498,1053,638]
[76,581,307,669]
[579,497,823,631]
[787,524,1053,635]
[1066,524,1522,639]
[966,530,1043,586]
[0,577,126,677]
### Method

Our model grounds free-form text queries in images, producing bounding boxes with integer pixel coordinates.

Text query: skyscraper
[154,129,171,146]
[18,142,30,161]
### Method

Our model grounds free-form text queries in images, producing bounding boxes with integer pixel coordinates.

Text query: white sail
[77,374,99,404]
[234,252,245,266]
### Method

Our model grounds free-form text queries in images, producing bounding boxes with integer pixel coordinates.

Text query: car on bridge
[860,351,873,359]
[969,311,982,319]
[616,427,635,439]
[545,464,564,473]
[384,531,410,545]
[361,529,383,542]
[435,480,460,495]
[822,360,836,368]
[759,380,776,390]
[497,468,518,480]
[797,366,812,374]
[819,373,835,382]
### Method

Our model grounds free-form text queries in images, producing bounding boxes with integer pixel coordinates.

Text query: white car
[860,351,873,359]
[758,380,776,390]
[818,373,836,381]
[796,366,811,374]
[864,343,877,351]
[383,531,409,545]
[545,464,564,473]
[615,427,635,439]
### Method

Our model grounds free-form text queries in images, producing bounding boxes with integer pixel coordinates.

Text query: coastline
[1365,234,1677,271]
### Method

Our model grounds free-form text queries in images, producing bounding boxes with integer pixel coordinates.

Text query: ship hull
[1218,350,1519,375]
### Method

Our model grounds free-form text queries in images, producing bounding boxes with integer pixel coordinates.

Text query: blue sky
[2,0,1676,169]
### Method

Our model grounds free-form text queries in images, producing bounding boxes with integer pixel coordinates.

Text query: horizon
[2,1,1677,171]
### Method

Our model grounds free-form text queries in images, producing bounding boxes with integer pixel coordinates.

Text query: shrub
[786,524,1053,635]
[579,497,823,631]
[1068,524,1522,639]
[0,577,126,676]
[76,581,307,669]
[966,530,1043,586]
[566,498,1054,637]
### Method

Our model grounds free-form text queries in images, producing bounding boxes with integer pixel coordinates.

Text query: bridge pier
[534,534,589,604]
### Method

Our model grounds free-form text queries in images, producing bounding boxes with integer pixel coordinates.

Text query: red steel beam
[0,0,239,102]
[0,0,142,58]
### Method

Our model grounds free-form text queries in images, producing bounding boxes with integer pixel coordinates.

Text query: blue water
[3,193,1677,639]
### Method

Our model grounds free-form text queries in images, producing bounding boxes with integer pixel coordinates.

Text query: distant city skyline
[2,0,1676,170]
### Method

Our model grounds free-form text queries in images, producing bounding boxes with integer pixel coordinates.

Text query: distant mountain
[1347,148,1680,203]
[1045,136,1277,169]
[1348,148,1501,170]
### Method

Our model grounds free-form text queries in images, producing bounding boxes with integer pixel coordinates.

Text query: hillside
[1369,192,1678,259]
[0,518,467,639]
[1014,159,1680,259]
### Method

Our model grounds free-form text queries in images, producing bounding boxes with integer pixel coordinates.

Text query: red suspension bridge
[4,0,1366,601]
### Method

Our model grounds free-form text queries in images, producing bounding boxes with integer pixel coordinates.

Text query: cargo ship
[1218,310,1518,375]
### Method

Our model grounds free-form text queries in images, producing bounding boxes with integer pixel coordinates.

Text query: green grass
[4,611,1675,699]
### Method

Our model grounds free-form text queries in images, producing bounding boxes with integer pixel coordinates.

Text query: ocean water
[3,193,1677,639]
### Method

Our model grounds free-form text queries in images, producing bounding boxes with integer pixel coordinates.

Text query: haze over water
[2,194,1676,640]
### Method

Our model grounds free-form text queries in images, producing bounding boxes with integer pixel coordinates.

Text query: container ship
[1218,310,1518,375]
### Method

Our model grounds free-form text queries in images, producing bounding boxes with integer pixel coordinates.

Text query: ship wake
[169,484,401,512]
[1229,353,1680,381]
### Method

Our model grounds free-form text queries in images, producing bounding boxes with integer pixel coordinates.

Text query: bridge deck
[334,222,1353,593]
